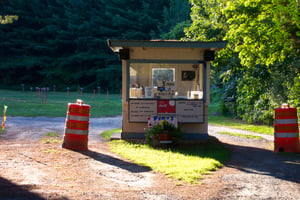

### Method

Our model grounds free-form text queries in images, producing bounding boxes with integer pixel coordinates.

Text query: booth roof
[107,39,227,52]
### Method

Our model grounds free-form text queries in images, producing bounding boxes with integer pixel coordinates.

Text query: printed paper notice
[129,100,157,122]
[176,100,204,123]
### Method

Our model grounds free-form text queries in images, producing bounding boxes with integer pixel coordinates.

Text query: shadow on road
[224,143,300,183]
[71,149,152,173]
[0,177,69,200]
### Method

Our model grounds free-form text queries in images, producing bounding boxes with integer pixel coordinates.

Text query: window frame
[126,59,207,102]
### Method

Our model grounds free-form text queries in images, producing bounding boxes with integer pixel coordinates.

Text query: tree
[0,0,174,91]
[159,0,191,39]
[0,15,18,24]
[186,0,300,124]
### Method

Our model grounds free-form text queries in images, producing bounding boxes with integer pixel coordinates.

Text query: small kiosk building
[108,39,226,141]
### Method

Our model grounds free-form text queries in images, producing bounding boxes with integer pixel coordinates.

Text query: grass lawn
[208,102,274,135]
[0,89,122,117]
[0,89,278,135]
[101,128,122,140]
[208,115,274,135]
[108,139,230,184]
[218,131,264,140]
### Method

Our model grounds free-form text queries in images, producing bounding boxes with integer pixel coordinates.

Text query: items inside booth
[129,62,204,99]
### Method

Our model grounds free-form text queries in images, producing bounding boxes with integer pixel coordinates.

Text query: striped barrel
[63,101,90,150]
[274,107,299,153]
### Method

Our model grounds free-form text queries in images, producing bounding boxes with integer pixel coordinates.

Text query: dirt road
[0,117,299,200]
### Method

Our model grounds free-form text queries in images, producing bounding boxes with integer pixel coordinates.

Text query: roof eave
[107,39,227,52]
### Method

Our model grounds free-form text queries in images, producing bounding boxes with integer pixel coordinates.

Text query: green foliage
[145,120,184,146]
[0,15,18,24]
[161,20,191,40]
[159,0,191,39]
[0,0,175,91]
[208,115,274,135]
[187,0,300,125]
[288,76,300,107]
[185,0,227,41]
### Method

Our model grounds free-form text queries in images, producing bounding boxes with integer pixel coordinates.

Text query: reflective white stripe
[67,114,89,121]
[275,119,298,124]
[275,132,299,138]
[64,128,88,135]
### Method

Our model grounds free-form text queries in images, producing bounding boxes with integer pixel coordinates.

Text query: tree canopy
[0,0,184,92]
[186,0,299,124]
[1,0,299,124]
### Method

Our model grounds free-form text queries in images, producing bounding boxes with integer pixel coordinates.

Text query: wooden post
[106,90,109,102]
[43,87,48,104]
[36,87,40,98]
[21,84,24,92]
[66,87,70,95]
[97,86,101,96]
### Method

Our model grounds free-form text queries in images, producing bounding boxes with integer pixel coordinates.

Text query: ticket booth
[108,39,226,141]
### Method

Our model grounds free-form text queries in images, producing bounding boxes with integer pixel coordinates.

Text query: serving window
[128,61,205,100]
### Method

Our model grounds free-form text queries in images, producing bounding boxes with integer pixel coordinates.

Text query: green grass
[218,131,264,140]
[208,101,274,135]
[45,132,60,137]
[0,89,122,117]
[101,128,122,140]
[42,132,62,144]
[208,115,274,135]
[0,89,277,135]
[109,140,230,184]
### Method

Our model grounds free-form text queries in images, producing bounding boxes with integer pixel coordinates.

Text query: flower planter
[159,134,172,144]
[146,119,183,147]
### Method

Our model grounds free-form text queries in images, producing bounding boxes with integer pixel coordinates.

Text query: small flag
[2,105,8,130]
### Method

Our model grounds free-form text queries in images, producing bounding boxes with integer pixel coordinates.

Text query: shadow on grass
[168,138,230,164]
[154,136,300,184]
[0,177,69,200]
[71,149,152,173]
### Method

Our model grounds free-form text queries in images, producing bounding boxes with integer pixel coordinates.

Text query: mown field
[0,89,276,135]
[0,89,122,118]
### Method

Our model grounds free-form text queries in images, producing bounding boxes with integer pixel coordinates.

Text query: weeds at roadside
[42,138,62,144]
[0,129,6,135]
[42,132,62,144]
[42,148,60,154]
[45,132,60,137]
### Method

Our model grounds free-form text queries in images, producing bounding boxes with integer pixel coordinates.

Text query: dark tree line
[0,0,190,92]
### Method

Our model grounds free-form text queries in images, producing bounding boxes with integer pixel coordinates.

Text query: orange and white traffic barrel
[62,99,90,150]
[274,104,300,153]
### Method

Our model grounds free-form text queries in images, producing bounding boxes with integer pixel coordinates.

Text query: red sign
[157,100,175,113]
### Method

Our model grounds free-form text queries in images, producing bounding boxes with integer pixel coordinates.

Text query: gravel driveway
[208,125,300,200]
[0,116,299,200]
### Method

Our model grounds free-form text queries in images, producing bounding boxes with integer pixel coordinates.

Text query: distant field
[0,89,122,117]
[0,89,276,135]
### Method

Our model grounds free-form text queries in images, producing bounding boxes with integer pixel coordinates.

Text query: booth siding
[108,39,227,142]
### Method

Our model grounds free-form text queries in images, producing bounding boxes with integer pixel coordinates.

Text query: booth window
[129,61,204,100]
[152,68,175,87]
